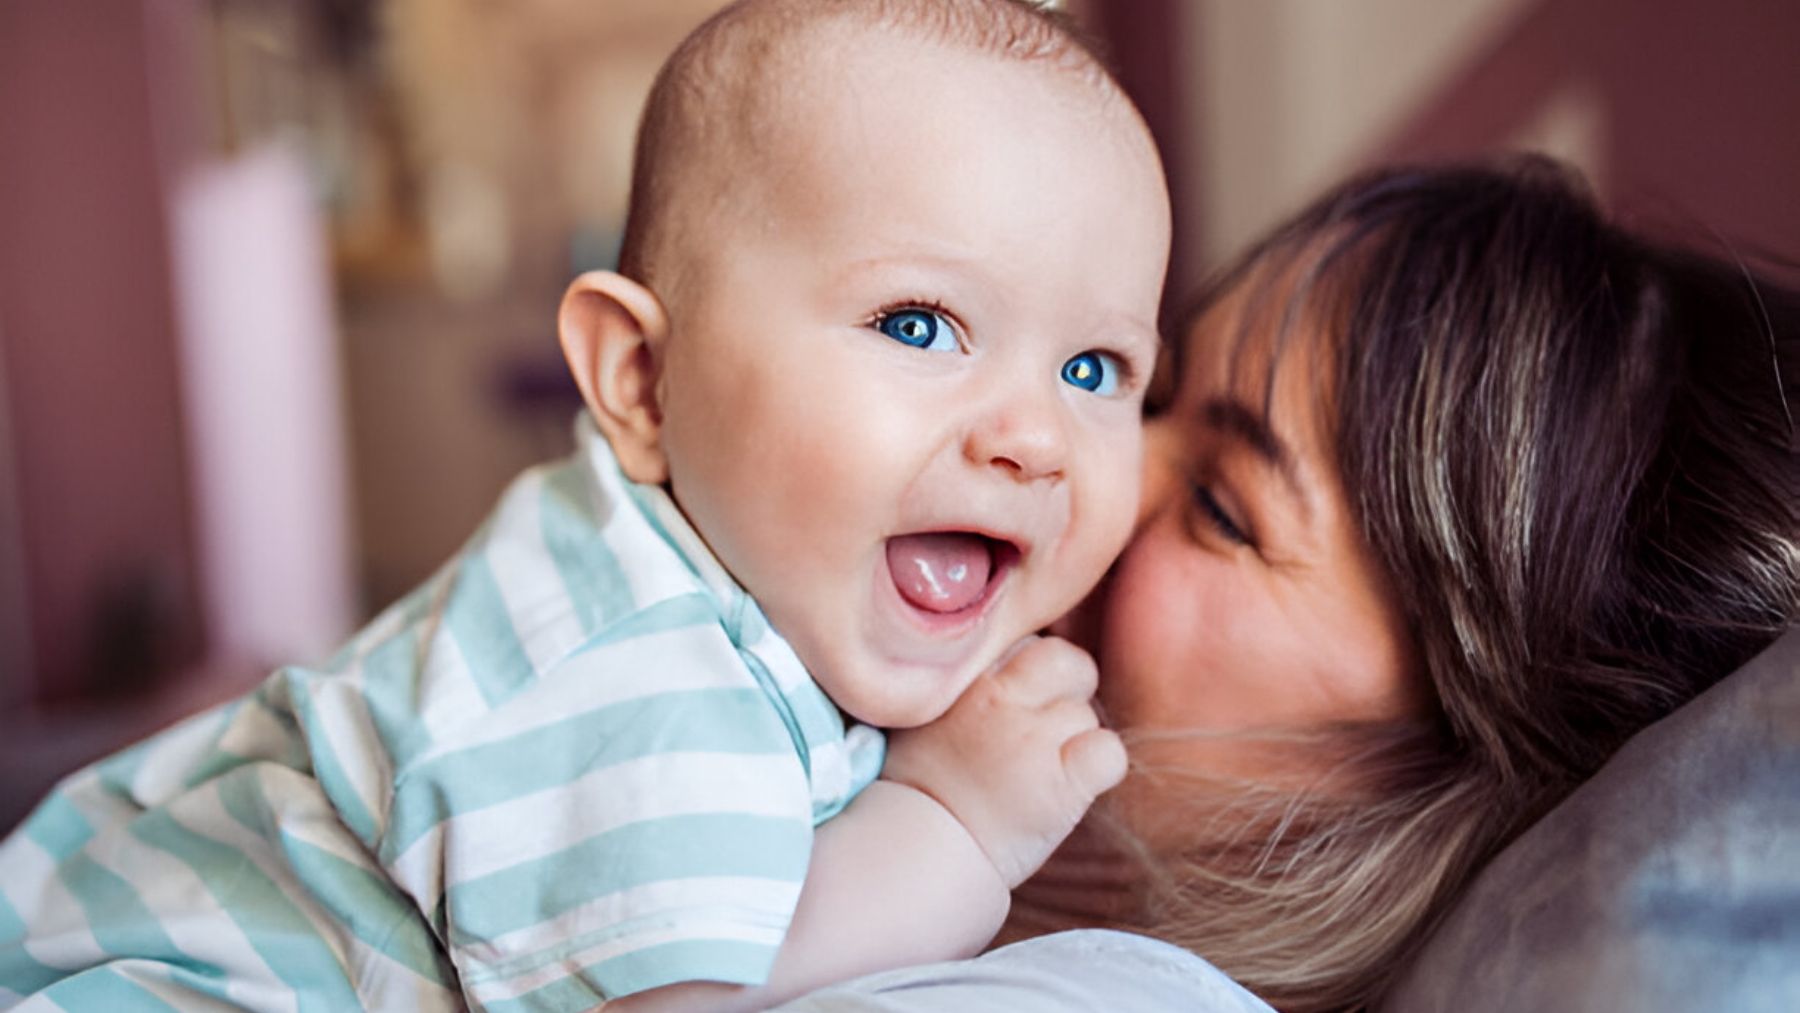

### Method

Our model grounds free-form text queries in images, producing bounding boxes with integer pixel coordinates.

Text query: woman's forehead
[1178,256,1339,408]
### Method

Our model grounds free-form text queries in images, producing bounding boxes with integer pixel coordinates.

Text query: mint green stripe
[737,649,810,778]
[587,593,716,647]
[0,891,64,996]
[782,672,847,751]
[722,592,770,647]
[446,554,537,706]
[213,775,454,987]
[475,936,778,1012]
[42,966,181,1012]
[22,793,92,861]
[358,628,436,769]
[58,852,229,989]
[286,673,381,849]
[383,687,794,859]
[541,464,635,636]
[130,806,361,1012]
[591,938,776,1000]
[283,838,455,987]
[448,811,809,943]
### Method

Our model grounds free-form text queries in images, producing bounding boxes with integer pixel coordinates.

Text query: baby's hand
[881,636,1128,888]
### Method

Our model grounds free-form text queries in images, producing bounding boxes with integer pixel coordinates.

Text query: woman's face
[1065,275,1425,820]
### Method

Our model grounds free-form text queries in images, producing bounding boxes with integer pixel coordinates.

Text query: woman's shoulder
[775,929,1275,1012]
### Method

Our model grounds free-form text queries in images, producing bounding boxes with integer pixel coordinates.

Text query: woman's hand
[881,636,1128,888]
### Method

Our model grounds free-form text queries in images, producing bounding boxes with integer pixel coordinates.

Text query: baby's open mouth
[885,532,1020,615]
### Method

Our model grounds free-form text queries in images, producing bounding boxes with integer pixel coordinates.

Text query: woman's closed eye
[1190,481,1253,547]
[873,305,961,352]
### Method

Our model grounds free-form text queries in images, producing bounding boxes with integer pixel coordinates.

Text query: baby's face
[655,38,1170,728]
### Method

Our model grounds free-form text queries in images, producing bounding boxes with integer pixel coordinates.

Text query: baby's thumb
[1062,727,1128,802]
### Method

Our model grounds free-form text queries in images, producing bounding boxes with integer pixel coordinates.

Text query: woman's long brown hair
[1124,156,1800,1011]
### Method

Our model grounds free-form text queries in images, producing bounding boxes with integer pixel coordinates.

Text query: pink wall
[1093,0,1195,320]
[1379,0,1800,256]
[0,0,205,703]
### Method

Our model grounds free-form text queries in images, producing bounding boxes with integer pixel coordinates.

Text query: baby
[0,1,1169,1010]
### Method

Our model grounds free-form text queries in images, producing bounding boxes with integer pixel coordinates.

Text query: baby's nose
[963,394,1069,482]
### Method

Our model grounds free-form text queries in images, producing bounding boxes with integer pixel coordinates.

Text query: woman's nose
[963,393,1069,482]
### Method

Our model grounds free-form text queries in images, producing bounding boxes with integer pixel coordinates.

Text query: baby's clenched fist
[881,636,1127,888]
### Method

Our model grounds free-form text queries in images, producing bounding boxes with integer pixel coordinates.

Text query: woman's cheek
[1095,533,1210,728]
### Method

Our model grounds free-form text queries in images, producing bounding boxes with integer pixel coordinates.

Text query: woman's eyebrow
[1199,397,1312,513]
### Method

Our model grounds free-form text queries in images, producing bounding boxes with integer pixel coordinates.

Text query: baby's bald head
[617,0,1130,302]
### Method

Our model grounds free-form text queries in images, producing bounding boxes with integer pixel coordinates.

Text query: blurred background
[2,0,1796,831]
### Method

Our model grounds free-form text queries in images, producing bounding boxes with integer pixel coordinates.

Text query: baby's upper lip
[894,522,1033,562]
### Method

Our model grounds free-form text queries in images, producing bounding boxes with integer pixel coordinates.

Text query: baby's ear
[558,271,671,484]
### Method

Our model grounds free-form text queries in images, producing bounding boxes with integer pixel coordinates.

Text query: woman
[794,156,1800,1011]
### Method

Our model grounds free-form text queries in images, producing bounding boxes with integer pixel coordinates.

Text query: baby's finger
[1061,726,1128,801]
[994,636,1098,704]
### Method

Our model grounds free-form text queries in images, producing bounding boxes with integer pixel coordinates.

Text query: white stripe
[390,750,807,901]
[290,668,394,836]
[124,707,234,810]
[274,800,389,876]
[483,468,586,673]
[615,481,740,609]
[161,778,374,1002]
[326,948,461,1013]
[214,696,298,767]
[461,876,796,996]
[577,433,710,610]
[410,615,490,751]
[52,771,141,839]
[231,773,461,1013]
[125,960,275,1013]
[165,770,460,1010]
[402,625,753,770]
[79,822,292,1013]
[805,739,851,811]
[745,626,811,695]
[0,837,104,975]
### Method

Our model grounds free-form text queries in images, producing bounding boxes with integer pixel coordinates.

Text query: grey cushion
[1381,627,1800,1013]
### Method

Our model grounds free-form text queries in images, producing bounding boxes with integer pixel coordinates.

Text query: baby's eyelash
[865,297,955,328]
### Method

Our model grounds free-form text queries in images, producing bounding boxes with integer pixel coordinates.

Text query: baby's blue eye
[876,308,958,352]
[1061,350,1123,395]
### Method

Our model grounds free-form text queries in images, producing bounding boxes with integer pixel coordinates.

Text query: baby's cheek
[1082,475,1141,577]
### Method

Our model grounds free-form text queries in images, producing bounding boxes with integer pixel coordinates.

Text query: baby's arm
[604,637,1126,1012]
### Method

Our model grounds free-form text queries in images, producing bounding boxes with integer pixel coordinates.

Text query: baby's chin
[821,663,975,730]
[816,632,1036,730]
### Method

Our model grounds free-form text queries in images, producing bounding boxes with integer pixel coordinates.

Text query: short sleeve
[380,625,819,1011]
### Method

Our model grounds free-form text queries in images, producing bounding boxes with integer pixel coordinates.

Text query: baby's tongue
[886,533,991,614]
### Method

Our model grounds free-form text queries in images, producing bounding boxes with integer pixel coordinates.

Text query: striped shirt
[0,416,886,1011]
